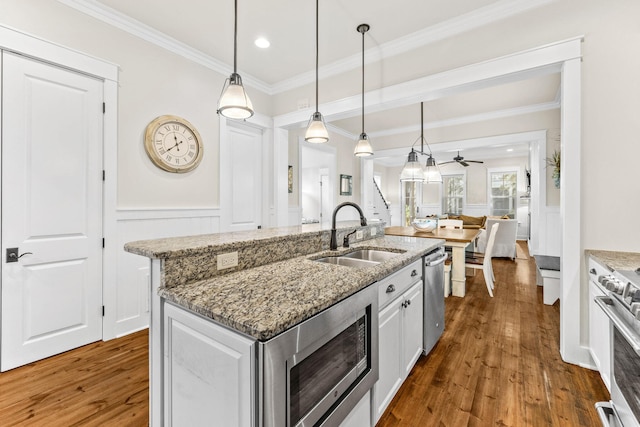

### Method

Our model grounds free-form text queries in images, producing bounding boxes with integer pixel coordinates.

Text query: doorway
[1,51,105,371]
[300,142,337,225]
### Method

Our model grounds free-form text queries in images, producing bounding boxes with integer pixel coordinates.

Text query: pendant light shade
[400,150,425,182]
[305,0,329,143]
[424,154,443,183]
[400,102,443,183]
[218,0,254,120]
[354,24,373,157]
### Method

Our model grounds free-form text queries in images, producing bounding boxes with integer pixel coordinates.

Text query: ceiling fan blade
[438,160,455,165]
[459,160,469,167]
[467,160,484,164]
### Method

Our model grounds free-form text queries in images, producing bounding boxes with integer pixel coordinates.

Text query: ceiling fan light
[400,150,425,182]
[354,133,373,157]
[218,74,254,120]
[305,112,329,143]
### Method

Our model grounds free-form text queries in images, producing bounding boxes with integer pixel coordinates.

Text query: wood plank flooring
[377,243,609,427]
[0,242,609,426]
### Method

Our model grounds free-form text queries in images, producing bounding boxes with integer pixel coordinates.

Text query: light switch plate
[356,230,364,240]
[370,228,377,236]
[217,252,238,270]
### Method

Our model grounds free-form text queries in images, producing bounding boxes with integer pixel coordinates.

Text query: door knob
[6,248,33,263]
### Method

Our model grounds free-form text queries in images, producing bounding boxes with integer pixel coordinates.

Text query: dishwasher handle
[425,252,448,267]
[595,296,640,356]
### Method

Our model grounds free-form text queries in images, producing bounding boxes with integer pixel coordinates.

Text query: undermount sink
[341,249,400,263]
[313,256,380,268]
[313,248,401,268]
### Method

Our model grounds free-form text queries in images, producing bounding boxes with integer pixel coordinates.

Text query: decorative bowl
[412,219,437,233]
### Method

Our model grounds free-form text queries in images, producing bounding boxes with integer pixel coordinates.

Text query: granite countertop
[586,249,640,272]
[159,235,443,342]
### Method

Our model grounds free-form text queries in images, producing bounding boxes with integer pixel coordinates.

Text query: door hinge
[102,238,105,248]
[102,102,106,113]
[102,170,105,181]
[102,306,105,316]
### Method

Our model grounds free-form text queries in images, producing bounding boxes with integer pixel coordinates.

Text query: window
[401,181,422,226]
[490,170,517,218]
[442,174,464,215]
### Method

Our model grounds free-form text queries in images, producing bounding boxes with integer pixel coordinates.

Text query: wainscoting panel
[105,209,220,339]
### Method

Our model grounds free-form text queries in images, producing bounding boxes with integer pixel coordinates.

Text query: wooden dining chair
[438,219,463,229]
[465,223,499,297]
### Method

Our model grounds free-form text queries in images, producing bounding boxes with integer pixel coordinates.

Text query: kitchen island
[125,221,444,427]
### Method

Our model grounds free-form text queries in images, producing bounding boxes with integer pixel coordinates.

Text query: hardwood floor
[0,242,609,426]
[377,243,609,427]
[0,330,149,426]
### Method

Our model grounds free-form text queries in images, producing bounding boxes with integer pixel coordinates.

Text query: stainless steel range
[595,267,640,427]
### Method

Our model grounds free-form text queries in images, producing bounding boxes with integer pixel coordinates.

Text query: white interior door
[1,52,104,371]
[227,123,262,231]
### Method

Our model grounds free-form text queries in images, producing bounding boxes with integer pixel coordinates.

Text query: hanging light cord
[411,102,435,156]
[361,28,365,134]
[233,0,238,74]
[315,0,319,112]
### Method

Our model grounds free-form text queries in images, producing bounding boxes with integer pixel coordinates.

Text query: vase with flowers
[547,149,560,189]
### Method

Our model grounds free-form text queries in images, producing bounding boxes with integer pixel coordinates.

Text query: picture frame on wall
[340,174,352,196]
[288,165,293,193]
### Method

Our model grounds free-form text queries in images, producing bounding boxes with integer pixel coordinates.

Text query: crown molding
[56,0,556,96]
[54,0,272,94]
[270,0,558,94]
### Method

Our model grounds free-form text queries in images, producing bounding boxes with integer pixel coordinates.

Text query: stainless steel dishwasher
[423,246,447,355]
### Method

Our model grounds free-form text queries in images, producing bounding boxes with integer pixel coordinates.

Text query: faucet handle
[343,229,357,248]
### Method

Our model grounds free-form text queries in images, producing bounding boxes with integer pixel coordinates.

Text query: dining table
[384,226,482,297]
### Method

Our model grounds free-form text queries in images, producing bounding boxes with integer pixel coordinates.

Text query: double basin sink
[313,249,401,268]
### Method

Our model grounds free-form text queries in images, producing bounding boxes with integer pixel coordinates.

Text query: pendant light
[304,0,329,143]
[354,24,373,157]
[217,0,254,120]
[400,149,425,182]
[400,103,442,183]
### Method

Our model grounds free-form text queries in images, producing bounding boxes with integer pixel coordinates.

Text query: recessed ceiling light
[255,37,270,48]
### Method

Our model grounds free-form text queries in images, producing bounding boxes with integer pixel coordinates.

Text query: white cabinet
[587,257,611,391]
[163,302,255,427]
[373,270,423,423]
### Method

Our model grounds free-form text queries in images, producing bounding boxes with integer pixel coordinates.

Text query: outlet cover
[356,230,364,240]
[217,252,238,270]
[370,228,377,236]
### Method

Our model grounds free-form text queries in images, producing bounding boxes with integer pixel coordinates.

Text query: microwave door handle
[595,296,640,356]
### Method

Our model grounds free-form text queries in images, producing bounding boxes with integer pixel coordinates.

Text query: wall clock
[144,115,203,173]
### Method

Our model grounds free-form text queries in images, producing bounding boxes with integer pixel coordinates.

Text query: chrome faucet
[330,202,367,250]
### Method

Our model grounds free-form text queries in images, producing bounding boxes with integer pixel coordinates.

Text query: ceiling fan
[438,151,484,167]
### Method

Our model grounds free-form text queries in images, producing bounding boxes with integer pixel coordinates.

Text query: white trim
[116,208,221,221]
[369,101,560,139]
[272,0,559,93]
[0,26,120,343]
[560,57,585,364]
[0,24,118,81]
[54,0,556,95]
[274,37,577,128]
[53,0,271,94]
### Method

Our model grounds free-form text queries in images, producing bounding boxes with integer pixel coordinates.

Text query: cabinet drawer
[378,259,422,310]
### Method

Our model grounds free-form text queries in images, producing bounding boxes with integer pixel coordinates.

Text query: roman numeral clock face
[144,115,203,173]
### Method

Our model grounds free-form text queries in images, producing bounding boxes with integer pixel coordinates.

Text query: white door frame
[0,25,119,340]
[298,140,337,225]
[219,113,273,232]
[274,37,586,366]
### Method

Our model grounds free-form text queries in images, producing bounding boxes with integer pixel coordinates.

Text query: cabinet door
[402,281,424,377]
[163,302,255,427]
[374,300,403,423]
[588,281,611,391]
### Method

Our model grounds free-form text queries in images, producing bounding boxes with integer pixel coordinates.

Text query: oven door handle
[595,296,640,356]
